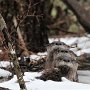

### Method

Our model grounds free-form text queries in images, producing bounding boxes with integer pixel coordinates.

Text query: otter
[39,41,78,82]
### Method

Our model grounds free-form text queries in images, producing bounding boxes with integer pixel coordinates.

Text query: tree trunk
[25,0,49,52]
[0,13,27,90]
[62,0,90,33]
[0,0,49,53]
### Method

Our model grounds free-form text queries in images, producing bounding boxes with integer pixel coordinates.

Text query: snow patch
[0,68,12,77]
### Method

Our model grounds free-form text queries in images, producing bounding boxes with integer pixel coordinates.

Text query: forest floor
[0,33,90,90]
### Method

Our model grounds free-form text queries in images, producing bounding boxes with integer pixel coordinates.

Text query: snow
[50,35,90,56]
[60,37,78,45]
[78,70,90,84]
[0,72,90,90]
[75,48,90,56]
[0,35,90,90]
[0,50,2,53]
[49,38,59,43]
[30,54,46,61]
[0,61,12,68]
[37,52,47,56]
[30,54,41,60]
[0,68,12,77]
[10,49,16,55]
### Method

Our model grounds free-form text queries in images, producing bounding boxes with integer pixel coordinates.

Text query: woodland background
[0,0,90,90]
[0,0,90,58]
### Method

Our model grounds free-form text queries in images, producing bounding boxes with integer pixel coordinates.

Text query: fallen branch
[13,16,29,57]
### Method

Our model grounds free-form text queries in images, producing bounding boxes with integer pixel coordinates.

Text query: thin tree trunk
[25,0,49,52]
[0,13,27,90]
[13,16,29,57]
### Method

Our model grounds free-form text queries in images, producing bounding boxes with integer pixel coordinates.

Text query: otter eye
[61,50,68,53]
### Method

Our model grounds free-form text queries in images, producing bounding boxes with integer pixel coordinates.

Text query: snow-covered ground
[0,61,12,68]
[0,72,90,90]
[78,70,90,84]
[0,35,90,90]
[49,35,90,56]
[0,68,12,77]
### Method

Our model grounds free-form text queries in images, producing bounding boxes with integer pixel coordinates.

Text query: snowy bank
[0,72,90,90]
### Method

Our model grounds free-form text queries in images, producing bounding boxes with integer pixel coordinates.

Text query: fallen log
[77,53,90,70]
[19,57,46,72]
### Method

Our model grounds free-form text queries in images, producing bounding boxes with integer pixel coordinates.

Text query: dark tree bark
[0,13,27,90]
[0,0,49,53]
[62,0,90,33]
[25,0,49,52]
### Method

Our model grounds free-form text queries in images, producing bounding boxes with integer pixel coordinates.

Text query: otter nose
[63,59,70,62]
[63,56,71,62]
